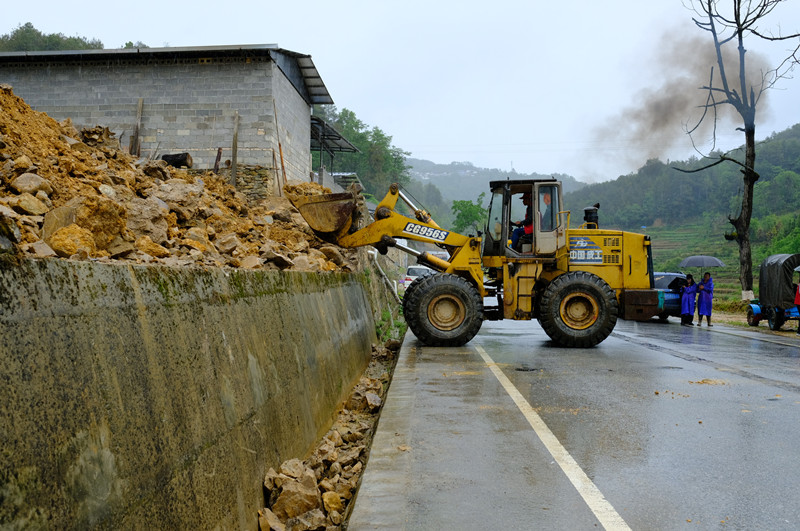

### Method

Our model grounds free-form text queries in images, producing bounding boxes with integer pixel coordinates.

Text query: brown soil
[0,84,356,272]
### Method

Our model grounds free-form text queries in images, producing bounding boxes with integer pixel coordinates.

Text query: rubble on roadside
[259,340,400,531]
[0,84,356,272]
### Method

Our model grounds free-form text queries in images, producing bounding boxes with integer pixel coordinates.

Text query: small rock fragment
[0,214,21,243]
[279,458,305,479]
[24,240,57,258]
[11,173,53,195]
[322,491,344,514]
[271,469,321,520]
[285,508,326,531]
[365,392,382,411]
[48,224,95,257]
[8,193,49,216]
[214,232,241,255]
[258,507,286,531]
[319,246,345,266]
[328,509,343,525]
[239,255,262,269]
[136,236,170,258]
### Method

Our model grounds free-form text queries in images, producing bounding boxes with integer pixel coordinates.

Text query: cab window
[538,185,559,232]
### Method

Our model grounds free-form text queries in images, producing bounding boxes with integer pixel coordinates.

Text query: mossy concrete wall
[0,258,379,529]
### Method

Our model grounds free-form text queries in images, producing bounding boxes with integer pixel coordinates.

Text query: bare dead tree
[684,0,799,296]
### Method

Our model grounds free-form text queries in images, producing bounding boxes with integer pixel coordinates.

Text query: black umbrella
[679,255,726,268]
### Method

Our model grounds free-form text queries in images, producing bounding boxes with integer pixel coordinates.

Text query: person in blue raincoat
[680,274,698,326]
[697,272,714,326]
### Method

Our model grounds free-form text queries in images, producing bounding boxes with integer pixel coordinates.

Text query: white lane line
[475,344,631,531]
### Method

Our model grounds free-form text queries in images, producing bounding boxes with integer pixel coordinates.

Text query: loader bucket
[285,191,357,234]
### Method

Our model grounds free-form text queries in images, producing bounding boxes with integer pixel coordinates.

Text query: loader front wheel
[405,274,484,347]
[402,275,429,317]
[538,271,618,348]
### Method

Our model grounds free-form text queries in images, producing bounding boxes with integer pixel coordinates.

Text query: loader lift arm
[290,183,486,296]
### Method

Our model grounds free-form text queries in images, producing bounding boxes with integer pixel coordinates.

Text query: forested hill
[406,158,587,202]
[563,123,800,233]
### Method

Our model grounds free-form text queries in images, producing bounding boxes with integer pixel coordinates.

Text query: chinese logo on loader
[569,236,603,264]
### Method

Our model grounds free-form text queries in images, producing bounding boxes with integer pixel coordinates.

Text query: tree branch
[672,157,728,173]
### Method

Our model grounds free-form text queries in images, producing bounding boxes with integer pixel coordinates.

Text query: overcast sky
[5,1,800,182]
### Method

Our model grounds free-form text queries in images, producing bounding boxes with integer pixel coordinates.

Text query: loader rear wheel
[538,271,618,348]
[405,274,484,346]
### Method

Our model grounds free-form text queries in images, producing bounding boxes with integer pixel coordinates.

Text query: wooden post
[129,98,143,157]
[230,111,239,186]
[213,147,222,174]
[272,149,282,197]
[273,99,287,186]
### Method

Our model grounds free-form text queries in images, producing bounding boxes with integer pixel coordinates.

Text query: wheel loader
[286,178,661,348]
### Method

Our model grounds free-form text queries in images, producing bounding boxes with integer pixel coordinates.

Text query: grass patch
[645,220,772,301]
[376,307,406,342]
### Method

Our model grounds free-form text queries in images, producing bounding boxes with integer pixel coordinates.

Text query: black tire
[658,312,669,321]
[404,273,484,346]
[402,275,429,316]
[746,307,759,327]
[538,271,619,348]
[768,308,785,331]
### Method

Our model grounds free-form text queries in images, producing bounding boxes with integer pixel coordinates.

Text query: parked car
[653,271,687,320]
[747,253,800,330]
[399,265,435,292]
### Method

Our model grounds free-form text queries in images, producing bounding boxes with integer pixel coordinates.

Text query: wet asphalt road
[348,318,800,530]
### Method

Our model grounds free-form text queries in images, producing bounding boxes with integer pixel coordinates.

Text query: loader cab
[483,179,565,258]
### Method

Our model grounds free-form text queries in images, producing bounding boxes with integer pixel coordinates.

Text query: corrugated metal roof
[0,43,280,58]
[310,116,358,153]
[0,44,333,105]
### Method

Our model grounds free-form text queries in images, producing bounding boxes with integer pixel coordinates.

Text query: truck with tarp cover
[747,253,800,330]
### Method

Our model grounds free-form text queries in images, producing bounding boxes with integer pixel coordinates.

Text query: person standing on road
[680,274,698,326]
[795,282,800,335]
[697,272,714,326]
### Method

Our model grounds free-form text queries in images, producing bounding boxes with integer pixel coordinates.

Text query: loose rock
[0,85,359,272]
[260,341,400,529]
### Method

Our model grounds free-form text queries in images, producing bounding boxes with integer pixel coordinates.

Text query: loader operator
[511,191,533,249]
[540,191,553,231]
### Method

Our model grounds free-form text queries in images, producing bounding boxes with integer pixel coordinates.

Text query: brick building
[0,44,336,198]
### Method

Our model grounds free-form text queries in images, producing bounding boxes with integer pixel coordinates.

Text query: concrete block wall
[0,259,380,530]
[273,69,312,183]
[1,56,311,186]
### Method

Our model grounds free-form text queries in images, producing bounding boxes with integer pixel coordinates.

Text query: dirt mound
[0,84,356,272]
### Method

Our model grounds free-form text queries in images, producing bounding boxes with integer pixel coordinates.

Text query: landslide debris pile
[259,340,400,531]
[0,84,354,272]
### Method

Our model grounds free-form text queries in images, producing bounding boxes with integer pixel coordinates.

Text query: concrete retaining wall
[0,258,378,529]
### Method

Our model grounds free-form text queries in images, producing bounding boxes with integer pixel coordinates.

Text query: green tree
[684,0,800,293]
[0,22,102,51]
[123,41,149,49]
[311,106,410,196]
[404,179,454,228]
[451,193,487,234]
